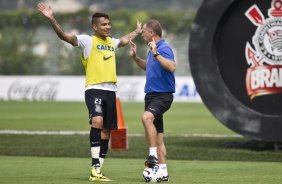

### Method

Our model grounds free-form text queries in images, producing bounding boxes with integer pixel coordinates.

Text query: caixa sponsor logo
[245,0,282,99]
[7,80,58,101]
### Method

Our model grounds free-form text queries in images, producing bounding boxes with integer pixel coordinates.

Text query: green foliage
[0,27,43,75]
[0,9,196,75]
[56,44,84,75]
[0,9,195,34]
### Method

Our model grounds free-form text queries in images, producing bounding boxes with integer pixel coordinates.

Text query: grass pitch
[1,156,282,184]
[1,101,282,184]
[0,101,234,135]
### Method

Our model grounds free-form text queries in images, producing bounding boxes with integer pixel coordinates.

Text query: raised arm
[129,40,147,71]
[118,19,142,48]
[37,3,78,46]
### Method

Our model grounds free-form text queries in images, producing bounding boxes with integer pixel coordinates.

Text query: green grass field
[0,101,233,135]
[1,101,282,184]
[1,156,282,184]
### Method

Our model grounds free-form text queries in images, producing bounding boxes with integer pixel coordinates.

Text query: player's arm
[37,3,78,46]
[118,19,142,48]
[129,40,146,71]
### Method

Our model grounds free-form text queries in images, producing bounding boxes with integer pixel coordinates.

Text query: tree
[0,27,44,75]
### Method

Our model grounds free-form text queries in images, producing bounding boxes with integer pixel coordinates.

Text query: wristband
[153,52,160,57]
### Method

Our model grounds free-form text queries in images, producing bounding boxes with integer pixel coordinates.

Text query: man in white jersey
[38,2,142,182]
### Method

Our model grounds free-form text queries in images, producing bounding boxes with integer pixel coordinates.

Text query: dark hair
[91,13,110,25]
[145,19,162,37]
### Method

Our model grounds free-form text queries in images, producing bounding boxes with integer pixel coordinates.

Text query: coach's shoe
[145,155,158,168]
[89,165,112,182]
[162,175,170,182]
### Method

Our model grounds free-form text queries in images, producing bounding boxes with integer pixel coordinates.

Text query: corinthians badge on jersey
[245,0,282,99]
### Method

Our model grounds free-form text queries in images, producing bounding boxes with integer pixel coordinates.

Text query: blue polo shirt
[145,39,175,93]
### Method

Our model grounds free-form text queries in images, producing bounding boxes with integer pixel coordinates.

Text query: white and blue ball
[142,166,162,182]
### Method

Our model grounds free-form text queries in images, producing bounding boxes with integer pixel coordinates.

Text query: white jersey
[76,35,120,92]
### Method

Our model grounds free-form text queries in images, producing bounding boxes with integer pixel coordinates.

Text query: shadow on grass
[1,135,282,162]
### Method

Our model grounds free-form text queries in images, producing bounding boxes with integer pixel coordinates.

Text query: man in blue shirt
[129,19,176,182]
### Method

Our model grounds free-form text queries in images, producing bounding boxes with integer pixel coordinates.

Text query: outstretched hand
[37,3,53,19]
[135,19,142,34]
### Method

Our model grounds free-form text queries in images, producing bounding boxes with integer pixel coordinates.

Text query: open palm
[136,19,142,34]
[37,3,53,18]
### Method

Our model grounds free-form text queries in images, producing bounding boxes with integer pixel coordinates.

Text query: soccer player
[129,19,176,182]
[37,2,142,182]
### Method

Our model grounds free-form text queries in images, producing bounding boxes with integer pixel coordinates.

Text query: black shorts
[85,89,117,130]
[145,93,173,133]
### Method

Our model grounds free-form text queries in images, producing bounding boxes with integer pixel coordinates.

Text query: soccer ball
[142,166,162,182]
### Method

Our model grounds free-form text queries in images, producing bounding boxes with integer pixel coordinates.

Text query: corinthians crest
[245,0,282,99]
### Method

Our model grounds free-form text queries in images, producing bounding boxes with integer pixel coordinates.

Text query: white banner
[0,76,201,102]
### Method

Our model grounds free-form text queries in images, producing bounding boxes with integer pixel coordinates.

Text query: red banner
[246,65,282,99]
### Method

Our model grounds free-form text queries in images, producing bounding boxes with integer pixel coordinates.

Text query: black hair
[91,13,110,25]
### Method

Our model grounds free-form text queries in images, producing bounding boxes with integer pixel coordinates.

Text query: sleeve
[111,37,120,50]
[159,45,175,62]
[76,35,92,59]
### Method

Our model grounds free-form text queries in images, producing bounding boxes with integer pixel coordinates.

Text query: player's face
[93,17,111,38]
[141,25,153,44]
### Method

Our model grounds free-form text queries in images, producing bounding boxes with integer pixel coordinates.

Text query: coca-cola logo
[7,80,59,101]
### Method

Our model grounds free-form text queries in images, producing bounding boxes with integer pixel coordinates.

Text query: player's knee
[91,116,103,128]
[142,112,154,123]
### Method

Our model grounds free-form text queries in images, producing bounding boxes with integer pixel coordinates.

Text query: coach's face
[141,24,153,44]
[93,17,111,38]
